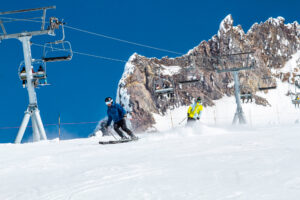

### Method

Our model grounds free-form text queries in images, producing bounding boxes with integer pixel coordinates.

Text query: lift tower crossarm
[216,65,253,73]
[0,6,56,39]
[0,6,56,15]
[219,51,254,57]
[0,30,53,40]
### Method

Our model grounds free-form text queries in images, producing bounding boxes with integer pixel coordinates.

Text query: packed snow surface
[1,123,300,200]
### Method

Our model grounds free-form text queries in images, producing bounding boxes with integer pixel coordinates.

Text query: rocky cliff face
[116,15,300,132]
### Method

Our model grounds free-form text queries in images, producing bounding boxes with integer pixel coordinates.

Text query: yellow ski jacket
[187,102,203,119]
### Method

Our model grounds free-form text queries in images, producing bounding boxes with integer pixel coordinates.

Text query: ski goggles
[105,100,113,105]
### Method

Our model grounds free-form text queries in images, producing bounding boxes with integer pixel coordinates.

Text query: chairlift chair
[294,75,300,89]
[240,93,252,98]
[153,78,175,96]
[18,59,49,87]
[42,23,73,62]
[295,80,300,88]
[42,40,73,62]
[240,92,253,103]
[179,55,202,85]
[178,79,200,84]
[291,92,300,107]
[258,76,277,90]
[240,85,253,103]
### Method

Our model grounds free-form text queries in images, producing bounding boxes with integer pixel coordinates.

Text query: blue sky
[0,0,299,143]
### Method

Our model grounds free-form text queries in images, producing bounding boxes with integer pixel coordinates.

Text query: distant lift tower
[0,6,64,143]
[215,52,254,125]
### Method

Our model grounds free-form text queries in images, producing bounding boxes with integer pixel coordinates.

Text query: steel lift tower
[215,52,254,125]
[0,6,63,143]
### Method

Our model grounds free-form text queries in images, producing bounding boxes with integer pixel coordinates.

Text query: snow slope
[1,124,300,200]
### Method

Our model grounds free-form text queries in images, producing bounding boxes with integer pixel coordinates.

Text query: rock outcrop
[116,14,300,132]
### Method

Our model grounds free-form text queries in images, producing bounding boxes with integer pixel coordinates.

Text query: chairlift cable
[0,16,42,23]
[0,16,184,56]
[64,25,184,55]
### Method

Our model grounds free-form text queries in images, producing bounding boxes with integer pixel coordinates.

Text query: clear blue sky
[0,0,298,143]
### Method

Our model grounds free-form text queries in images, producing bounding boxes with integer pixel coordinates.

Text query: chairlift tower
[0,6,65,143]
[215,52,254,125]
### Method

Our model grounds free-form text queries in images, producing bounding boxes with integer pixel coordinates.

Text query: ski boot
[120,136,130,141]
[130,134,139,141]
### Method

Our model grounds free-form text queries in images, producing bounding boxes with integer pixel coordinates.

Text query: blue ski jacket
[106,103,127,126]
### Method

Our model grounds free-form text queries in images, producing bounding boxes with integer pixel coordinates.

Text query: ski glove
[197,117,200,120]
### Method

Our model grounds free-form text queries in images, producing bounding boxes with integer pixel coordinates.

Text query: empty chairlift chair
[178,79,200,85]
[178,55,202,86]
[258,76,277,91]
[294,75,300,89]
[42,40,73,62]
[42,22,73,62]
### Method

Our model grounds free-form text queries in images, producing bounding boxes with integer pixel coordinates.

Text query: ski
[99,137,138,145]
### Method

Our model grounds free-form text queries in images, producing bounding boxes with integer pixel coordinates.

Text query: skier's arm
[196,105,203,120]
[187,106,192,117]
[107,114,112,127]
[117,104,127,118]
[197,111,202,119]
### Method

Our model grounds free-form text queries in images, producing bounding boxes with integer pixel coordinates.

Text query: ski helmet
[105,97,113,105]
[197,97,202,102]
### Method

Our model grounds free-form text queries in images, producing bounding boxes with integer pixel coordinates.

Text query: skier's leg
[186,117,191,125]
[100,127,108,136]
[120,119,136,138]
[113,122,125,138]
[186,117,195,126]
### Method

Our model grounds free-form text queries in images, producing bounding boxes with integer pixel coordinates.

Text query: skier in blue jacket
[104,97,137,140]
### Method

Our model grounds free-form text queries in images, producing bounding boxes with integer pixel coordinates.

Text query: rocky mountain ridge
[116,14,300,132]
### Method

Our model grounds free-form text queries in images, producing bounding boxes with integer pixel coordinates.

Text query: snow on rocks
[218,14,233,37]
[116,54,137,127]
[267,16,285,26]
[160,65,181,76]
[275,50,300,74]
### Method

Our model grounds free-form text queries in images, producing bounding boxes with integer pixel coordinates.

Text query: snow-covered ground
[1,123,300,200]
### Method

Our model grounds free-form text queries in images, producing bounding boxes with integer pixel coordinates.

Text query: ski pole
[108,127,118,140]
[178,117,187,125]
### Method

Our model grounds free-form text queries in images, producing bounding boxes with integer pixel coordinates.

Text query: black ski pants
[114,119,133,138]
[187,117,197,126]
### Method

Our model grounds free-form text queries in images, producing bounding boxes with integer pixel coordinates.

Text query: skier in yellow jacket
[187,97,203,125]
